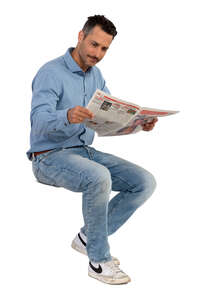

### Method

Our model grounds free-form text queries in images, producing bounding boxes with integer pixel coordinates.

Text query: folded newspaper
[83,89,179,136]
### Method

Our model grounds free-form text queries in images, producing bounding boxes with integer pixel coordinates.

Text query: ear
[78,30,85,43]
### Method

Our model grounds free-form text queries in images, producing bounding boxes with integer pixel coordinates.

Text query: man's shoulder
[37,55,64,74]
[32,54,67,85]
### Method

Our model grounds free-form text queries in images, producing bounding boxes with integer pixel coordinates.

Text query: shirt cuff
[63,108,71,126]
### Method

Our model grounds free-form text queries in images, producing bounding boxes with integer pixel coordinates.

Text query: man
[27,15,157,285]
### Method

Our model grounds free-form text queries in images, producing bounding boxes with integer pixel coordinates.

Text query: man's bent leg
[32,148,112,263]
[92,149,157,236]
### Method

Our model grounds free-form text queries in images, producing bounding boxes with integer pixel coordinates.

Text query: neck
[71,47,88,72]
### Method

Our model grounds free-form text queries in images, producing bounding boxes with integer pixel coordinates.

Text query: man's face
[77,25,113,69]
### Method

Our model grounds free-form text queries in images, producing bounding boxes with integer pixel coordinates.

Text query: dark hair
[82,15,117,39]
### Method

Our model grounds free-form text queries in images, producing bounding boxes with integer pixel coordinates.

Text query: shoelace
[106,260,125,275]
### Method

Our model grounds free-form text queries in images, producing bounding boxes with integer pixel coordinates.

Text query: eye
[92,42,97,47]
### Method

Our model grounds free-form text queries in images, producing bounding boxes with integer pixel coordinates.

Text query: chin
[86,62,96,68]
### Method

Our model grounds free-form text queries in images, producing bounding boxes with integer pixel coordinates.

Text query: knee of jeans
[142,172,157,197]
[90,167,112,193]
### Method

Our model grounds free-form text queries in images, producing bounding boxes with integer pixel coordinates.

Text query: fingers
[74,107,94,122]
[143,125,154,131]
[77,106,94,117]
[77,110,93,119]
[67,106,94,124]
[143,122,156,131]
[146,117,158,124]
[153,117,158,123]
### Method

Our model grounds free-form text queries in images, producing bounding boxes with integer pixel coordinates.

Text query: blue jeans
[32,146,156,263]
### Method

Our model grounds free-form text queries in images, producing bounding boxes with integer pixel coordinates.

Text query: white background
[1,0,197,299]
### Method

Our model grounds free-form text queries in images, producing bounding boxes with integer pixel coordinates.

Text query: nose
[94,47,102,59]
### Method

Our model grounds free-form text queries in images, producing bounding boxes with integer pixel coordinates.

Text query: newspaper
[83,89,179,136]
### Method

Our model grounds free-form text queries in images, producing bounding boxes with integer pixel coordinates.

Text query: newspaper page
[83,89,179,136]
[103,107,179,136]
[84,89,141,136]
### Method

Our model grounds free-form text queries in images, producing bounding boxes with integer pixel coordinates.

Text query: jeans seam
[40,159,103,187]
[84,181,106,258]
[111,174,137,192]
[107,175,137,217]
[85,183,96,256]
[41,160,80,175]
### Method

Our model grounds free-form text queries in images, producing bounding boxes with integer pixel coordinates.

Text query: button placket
[83,74,86,102]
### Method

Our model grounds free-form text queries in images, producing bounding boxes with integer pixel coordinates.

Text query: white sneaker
[71,232,120,265]
[88,259,131,285]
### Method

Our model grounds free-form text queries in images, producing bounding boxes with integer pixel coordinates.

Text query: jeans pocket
[36,168,57,186]
[32,158,56,186]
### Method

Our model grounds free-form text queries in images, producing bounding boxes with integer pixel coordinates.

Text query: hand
[142,117,158,131]
[67,106,94,124]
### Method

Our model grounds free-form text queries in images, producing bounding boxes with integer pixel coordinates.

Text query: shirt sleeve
[96,67,111,94]
[101,80,111,94]
[30,69,80,138]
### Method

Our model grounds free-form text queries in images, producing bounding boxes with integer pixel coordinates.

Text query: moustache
[88,55,99,62]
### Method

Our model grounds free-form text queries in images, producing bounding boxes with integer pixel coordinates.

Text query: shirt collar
[63,47,91,73]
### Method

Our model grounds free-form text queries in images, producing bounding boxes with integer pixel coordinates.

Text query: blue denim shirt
[27,47,110,160]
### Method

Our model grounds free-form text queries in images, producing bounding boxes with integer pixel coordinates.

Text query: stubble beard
[78,49,91,70]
